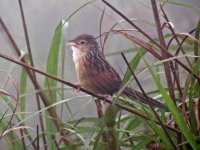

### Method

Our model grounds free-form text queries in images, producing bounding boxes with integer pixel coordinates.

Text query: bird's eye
[80,40,86,45]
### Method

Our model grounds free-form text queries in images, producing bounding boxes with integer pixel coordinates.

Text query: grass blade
[144,58,199,149]
[19,54,29,120]
[44,20,67,149]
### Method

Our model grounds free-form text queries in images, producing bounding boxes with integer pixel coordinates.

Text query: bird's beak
[66,40,76,46]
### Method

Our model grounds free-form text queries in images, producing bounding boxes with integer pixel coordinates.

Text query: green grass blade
[146,117,175,149]
[0,96,22,149]
[64,0,95,22]
[60,21,72,117]
[159,0,200,11]
[123,48,146,83]
[14,96,89,128]
[44,20,67,149]
[44,21,64,100]
[194,20,200,63]
[19,54,29,120]
[133,138,152,150]
[188,57,200,132]
[144,59,200,149]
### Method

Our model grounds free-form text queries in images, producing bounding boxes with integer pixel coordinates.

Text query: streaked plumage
[68,34,167,110]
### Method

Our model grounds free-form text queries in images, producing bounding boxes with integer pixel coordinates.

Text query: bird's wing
[85,51,122,95]
[91,69,121,95]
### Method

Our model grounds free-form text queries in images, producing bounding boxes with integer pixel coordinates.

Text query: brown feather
[76,54,121,95]
[123,87,168,110]
[69,34,167,110]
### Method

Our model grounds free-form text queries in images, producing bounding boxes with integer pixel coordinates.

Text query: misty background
[0,0,200,148]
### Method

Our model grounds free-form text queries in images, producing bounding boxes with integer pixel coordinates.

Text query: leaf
[0,97,22,149]
[178,33,200,46]
[19,54,29,119]
[44,20,68,150]
[158,0,200,11]
[123,48,146,83]
[144,58,200,150]
[194,20,200,63]
[44,21,66,101]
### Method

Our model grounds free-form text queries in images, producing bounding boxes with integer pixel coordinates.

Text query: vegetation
[0,0,200,149]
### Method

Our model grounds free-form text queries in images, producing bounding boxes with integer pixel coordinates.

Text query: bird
[67,34,167,110]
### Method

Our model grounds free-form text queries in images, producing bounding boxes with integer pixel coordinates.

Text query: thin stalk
[95,99,109,142]
[36,125,39,150]
[121,53,177,150]
[151,0,176,103]
[160,5,192,67]
[0,16,68,144]
[0,51,180,133]
[101,0,200,83]
[17,1,47,148]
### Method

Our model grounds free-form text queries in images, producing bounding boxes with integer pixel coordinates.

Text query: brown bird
[68,34,167,110]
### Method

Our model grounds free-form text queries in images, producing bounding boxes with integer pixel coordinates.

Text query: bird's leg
[98,94,109,104]
[73,83,82,92]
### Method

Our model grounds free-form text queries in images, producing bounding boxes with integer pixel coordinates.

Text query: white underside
[71,46,84,62]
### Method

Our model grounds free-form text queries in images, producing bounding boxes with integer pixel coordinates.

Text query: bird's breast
[74,58,102,93]
[75,57,98,81]
[74,56,122,95]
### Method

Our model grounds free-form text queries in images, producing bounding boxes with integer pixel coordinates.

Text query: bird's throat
[71,46,86,62]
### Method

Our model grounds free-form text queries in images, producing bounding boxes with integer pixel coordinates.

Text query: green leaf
[19,54,29,119]
[159,0,200,11]
[144,59,200,150]
[177,34,194,45]
[188,58,200,132]
[123,48,146,83]
[133,137,152,150]
[194,19,200,63]
[0,96,22,149]
[44,20,68,150]
[44,21,66,100]
[60,19,72,117]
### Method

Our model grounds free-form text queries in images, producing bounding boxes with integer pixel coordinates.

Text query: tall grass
[0,0,200,149]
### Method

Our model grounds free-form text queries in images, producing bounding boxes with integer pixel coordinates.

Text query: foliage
[0,0,200,149]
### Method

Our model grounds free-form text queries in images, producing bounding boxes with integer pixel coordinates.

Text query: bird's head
[68,34,99,61]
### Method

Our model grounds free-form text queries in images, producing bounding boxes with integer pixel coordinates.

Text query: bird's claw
[73,83,82,92]
[99,94,109,104]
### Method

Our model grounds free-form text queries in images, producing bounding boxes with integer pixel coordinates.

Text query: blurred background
[0,0,200,148]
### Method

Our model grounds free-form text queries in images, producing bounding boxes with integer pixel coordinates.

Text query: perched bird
[68,34,167,110]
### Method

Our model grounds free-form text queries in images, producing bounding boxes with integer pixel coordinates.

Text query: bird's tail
[123,87,168,111]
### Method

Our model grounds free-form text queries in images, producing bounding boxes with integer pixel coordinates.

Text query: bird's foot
[98,94,109,104]
[73,83,82,92]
